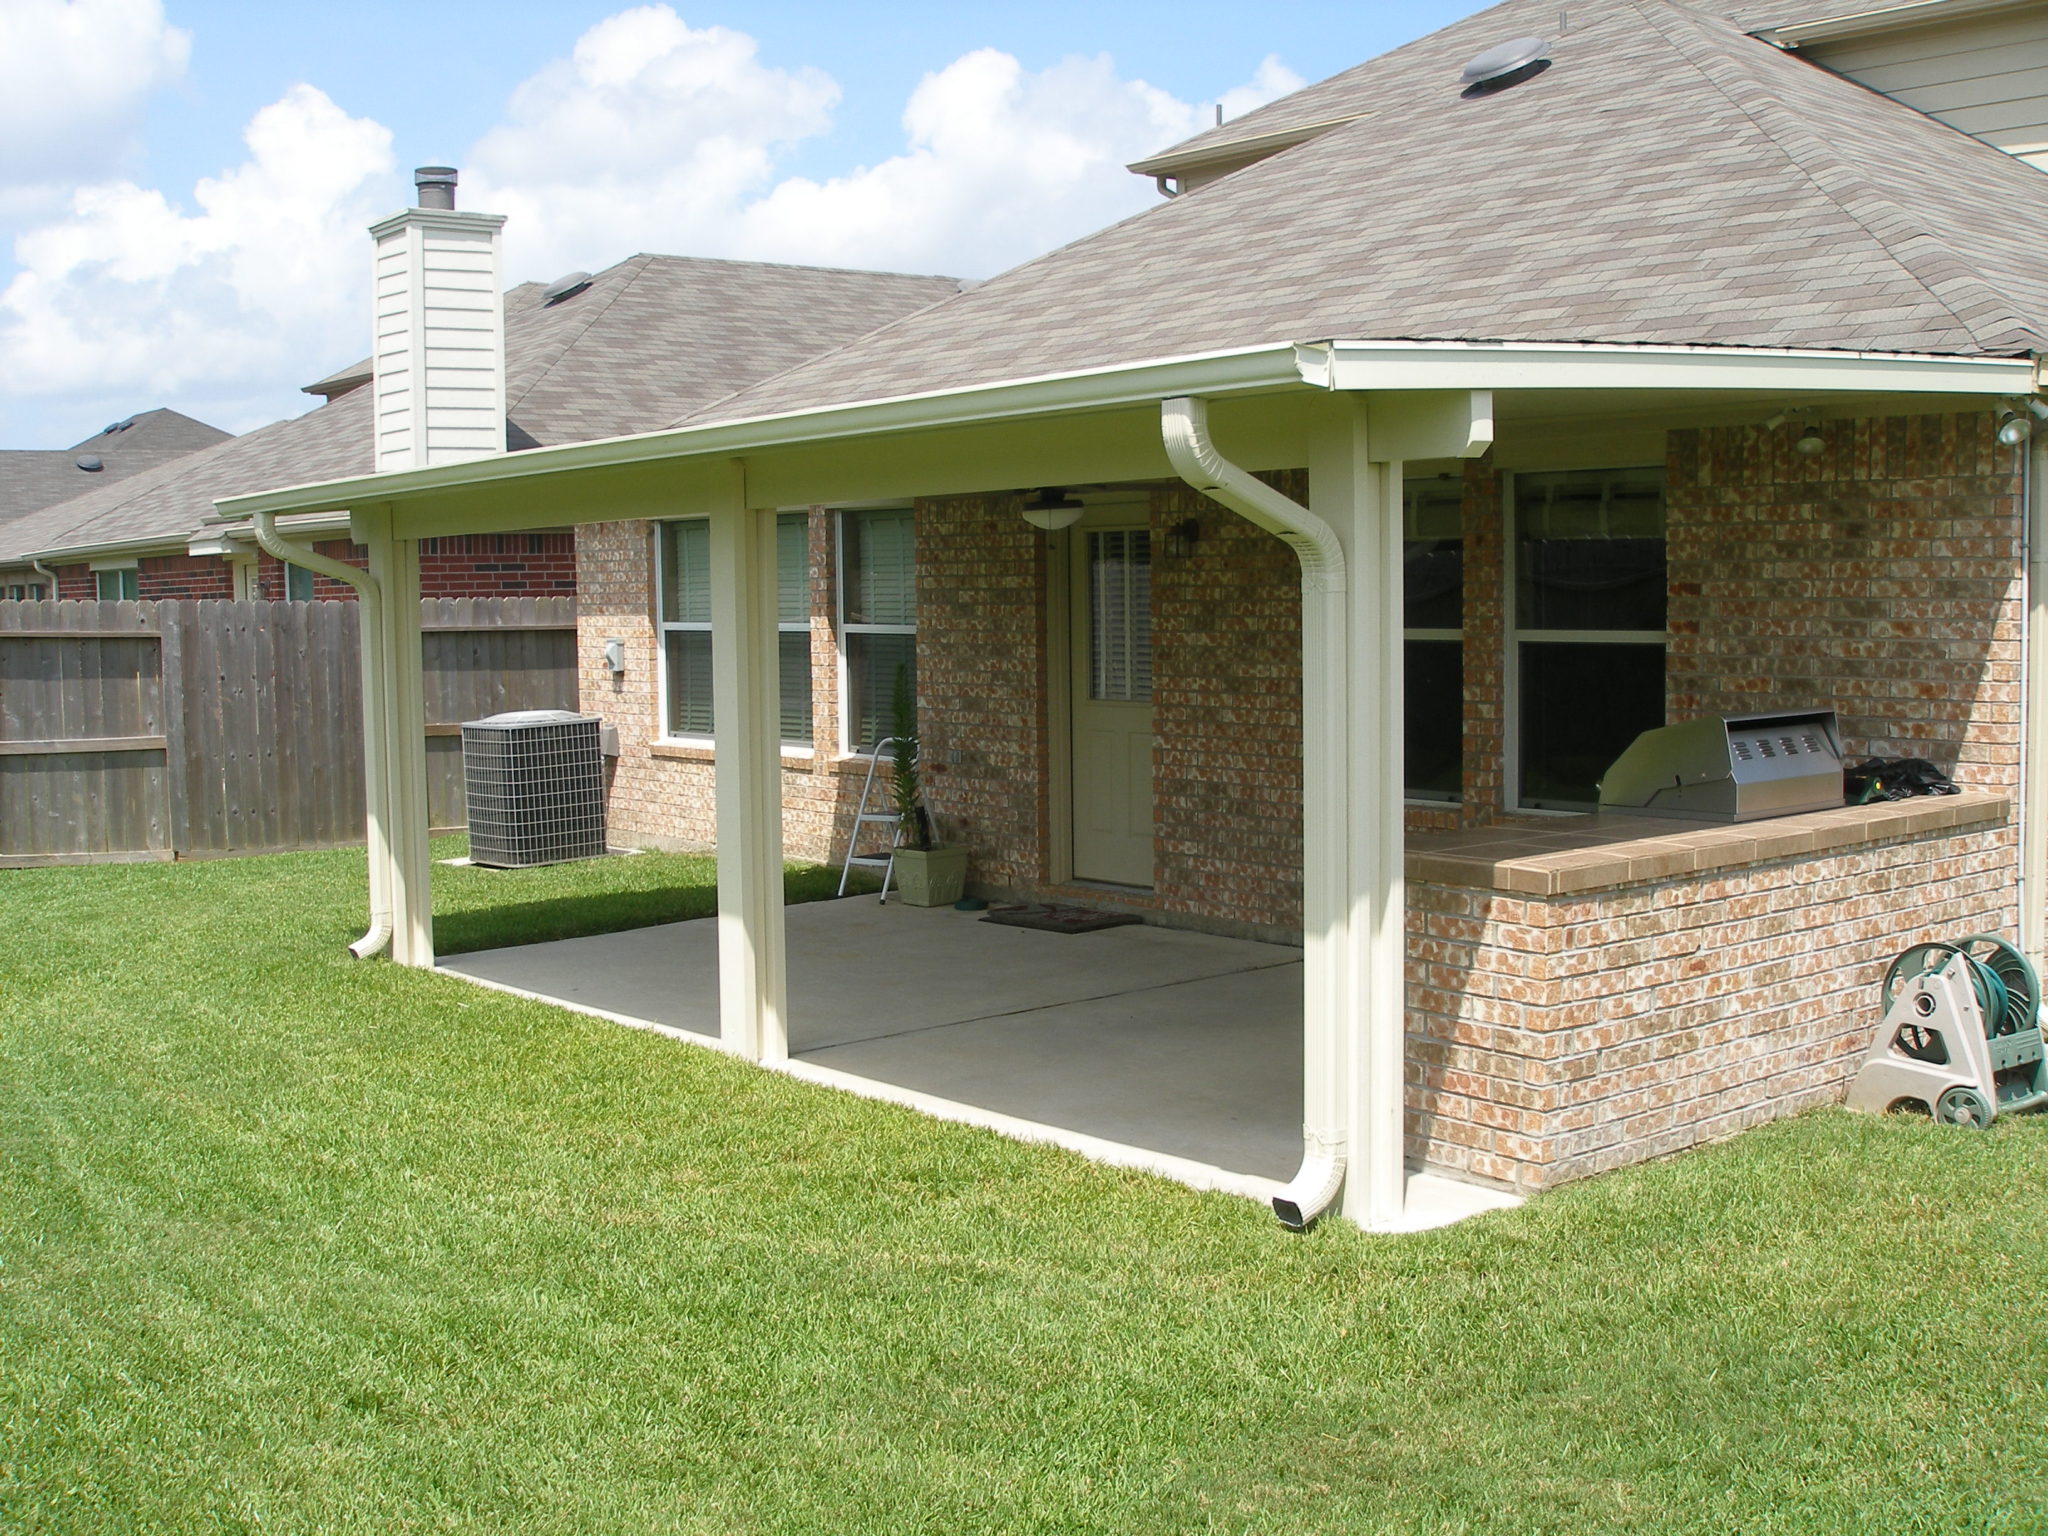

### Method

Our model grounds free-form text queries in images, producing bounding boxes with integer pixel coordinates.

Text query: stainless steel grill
[1597,709,1844,822]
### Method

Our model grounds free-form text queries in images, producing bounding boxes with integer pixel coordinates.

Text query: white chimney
[370,166,506,472]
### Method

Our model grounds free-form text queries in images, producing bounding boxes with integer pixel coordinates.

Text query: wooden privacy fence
[0,597,577,866]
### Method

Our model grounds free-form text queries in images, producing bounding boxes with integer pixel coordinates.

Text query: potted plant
[887,664,967,907]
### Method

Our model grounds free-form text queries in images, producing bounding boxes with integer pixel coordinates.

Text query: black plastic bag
[1844,756,1960,804]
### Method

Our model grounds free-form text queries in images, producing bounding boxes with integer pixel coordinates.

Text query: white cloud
[466,6,840,282]
[0,0,190,218]
[469,7,1303,282]
[0,84,393,423]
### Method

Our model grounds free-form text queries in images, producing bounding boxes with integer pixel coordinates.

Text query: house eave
[212,338,2037,524]
[1756,0,2041,47]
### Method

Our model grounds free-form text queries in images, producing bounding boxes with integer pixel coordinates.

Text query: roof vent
[413,165,458,211]
[101,416,134,435]
[541,270,593,306]
[75,454,104,472]
[1460,36,1550,95]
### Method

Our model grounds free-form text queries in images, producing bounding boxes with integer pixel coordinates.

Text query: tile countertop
[1405,790,2010,897]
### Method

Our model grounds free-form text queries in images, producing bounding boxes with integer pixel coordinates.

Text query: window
[1088,529,1152,702]
[657,513,812,745]
[1404,475,1465,802]
[96,567,138,601]
[4,583,42,600]
[284,562,316,601]
[1510,466,1666,809]
[838,507,916,753]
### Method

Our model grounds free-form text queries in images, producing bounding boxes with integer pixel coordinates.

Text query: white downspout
[250,511,393,959]
[1161,395,1351,1229]
[30,557,59,599]
[2025,427,2048,961]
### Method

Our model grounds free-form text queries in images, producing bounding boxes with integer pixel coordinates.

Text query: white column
[1308,398,1407,1230]
[365,507,435,967]
[710,470,788,1061]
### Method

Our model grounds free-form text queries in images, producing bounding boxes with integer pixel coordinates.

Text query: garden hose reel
[1847,935,2048,1127]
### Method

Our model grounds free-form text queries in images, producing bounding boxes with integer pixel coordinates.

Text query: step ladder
[837,736,903,902]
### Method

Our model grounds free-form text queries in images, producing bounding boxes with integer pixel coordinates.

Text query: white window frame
[835,506,917,759]
[655,513,815,752]
[95,564,139,601]
[1504,465,1669,812]
[655,516,714,747]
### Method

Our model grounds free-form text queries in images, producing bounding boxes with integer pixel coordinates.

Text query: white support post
[1308,398,1407,1231]
[710,469,788,1062]
[364,507,435,968]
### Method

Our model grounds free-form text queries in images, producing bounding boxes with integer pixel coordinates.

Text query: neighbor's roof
[3,254,959,563]
[683,0,2048,427]
[0,408,230,529]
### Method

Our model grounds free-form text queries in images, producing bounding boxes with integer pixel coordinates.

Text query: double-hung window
[1404,475,1464,802]
[96,567,138,601]
[838,507,916,753]
[1511,466,1667,809]
[658,513,814,746]
[284,562,316,601]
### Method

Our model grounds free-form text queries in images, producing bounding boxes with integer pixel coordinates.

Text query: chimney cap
[413,165,458,210]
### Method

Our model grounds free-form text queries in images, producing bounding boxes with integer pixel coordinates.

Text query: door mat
[980,905,1144,935]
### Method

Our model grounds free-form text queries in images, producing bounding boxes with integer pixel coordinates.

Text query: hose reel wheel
[1936,1085,1992,1128]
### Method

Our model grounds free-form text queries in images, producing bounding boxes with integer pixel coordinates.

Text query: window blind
[1088,529,1152,703]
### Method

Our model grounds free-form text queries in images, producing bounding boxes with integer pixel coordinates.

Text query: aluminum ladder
[836,736,903,902]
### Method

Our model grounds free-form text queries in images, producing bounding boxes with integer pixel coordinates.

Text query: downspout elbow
[1160,396,1346,591]
[1271,1137,1347,1232]
[30,557,59,599]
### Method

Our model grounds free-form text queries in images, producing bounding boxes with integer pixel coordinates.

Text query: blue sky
[0,1,1490,448]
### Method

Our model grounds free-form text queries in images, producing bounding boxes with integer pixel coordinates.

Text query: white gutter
[211,339,2030,525]
[1756,0,2032,47]
[250,510,393,960]
[1161,395,1350,1231]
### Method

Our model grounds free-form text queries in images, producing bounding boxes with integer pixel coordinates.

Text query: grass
[2,845,2045,1534]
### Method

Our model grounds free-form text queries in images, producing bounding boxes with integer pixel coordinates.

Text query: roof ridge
[504,254,655,422]
[1638,0,2046,354]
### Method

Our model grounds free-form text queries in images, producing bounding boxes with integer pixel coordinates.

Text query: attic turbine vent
[542,270,593,305]
[1459,35,1550,94]
[75,454,104,472]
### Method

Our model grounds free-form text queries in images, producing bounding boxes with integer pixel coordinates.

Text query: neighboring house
[0,409,230,597]
[221,0,2048,1228]
[0,252,960,603]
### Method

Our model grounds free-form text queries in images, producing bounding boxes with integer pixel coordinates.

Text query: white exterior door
[1070,524,1155,887]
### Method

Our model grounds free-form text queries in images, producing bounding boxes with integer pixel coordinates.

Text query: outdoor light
[1794,425,1826,457]
[1020,486,1084,531]
[1997,411,2033,447]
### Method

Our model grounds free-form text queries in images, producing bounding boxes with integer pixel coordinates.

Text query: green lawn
[2,845,2045,1534]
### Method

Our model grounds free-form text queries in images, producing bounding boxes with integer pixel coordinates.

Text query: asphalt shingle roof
[2,255,958,563]
[685,0,2048,427]
[0,408,230,531]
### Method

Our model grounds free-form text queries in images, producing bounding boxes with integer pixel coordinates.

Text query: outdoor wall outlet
[603,636,626,675]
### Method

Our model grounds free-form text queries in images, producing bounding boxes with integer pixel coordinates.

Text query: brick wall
[1459,454,1507,823]
[1408,807,2017,1190]
[49,531,577,603]
[578,515,858,865]
[1667,411,2024,793]
[914,493,1050,893]
[1151,478,1305,935]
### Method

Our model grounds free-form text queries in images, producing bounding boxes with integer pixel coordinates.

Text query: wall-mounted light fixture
[1793,424,1827,457]
[1165,517,1202,558]
[603,636,626,675]
[1995,397,2047,446]
[1020,486,1084,530]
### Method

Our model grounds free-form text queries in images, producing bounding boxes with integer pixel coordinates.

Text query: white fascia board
[1757,0,2035,47]
[1305,339,2035,394]
[28,532,185,565]
[211,343,1307,522]
[191,511,351,555]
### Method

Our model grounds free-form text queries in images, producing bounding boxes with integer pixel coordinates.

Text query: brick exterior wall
[1667,412,2024,794]
[1458,453,1507,823]
[1408,808,2016,1191]
[49,531,577,603]
[1151,478,1305,935]
[578,515,858,864]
